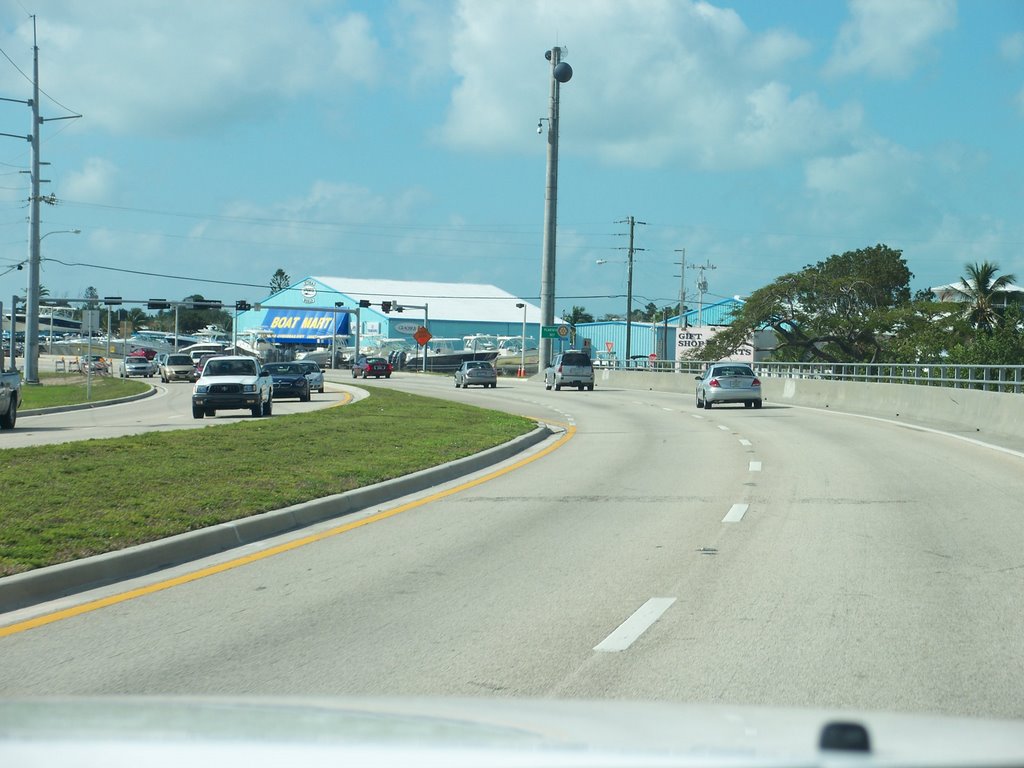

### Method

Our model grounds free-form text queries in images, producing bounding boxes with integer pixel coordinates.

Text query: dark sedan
[263,362,311,401]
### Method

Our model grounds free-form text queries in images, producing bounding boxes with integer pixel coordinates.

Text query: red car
[351,355,392,379]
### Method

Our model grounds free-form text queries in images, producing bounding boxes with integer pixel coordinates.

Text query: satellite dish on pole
[553,62,573,83]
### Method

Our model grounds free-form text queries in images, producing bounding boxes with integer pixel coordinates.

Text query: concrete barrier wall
[594,368,1024,440]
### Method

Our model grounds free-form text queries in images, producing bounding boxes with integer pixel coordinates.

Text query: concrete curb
[20,385,157,417]
[0,424,555,613]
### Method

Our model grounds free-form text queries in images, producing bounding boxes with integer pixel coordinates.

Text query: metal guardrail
[756,362,1024,394]
[602,358,1024,395]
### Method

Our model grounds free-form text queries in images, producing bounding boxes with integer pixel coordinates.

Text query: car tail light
[752,378,761,386]
[557,365,564,373]
[709,378,720,387]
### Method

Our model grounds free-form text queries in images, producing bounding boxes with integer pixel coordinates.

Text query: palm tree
[942,261,1018,332]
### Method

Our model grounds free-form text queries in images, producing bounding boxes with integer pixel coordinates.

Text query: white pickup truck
[191,355,272,419]
[0,360,20,430]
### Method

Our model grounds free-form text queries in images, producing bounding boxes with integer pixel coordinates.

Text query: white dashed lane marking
[594,598,677,652]
[722,503,749,523]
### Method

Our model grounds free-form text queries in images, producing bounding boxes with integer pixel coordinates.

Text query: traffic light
[394,304,404,313]
[235,300,251,311]
[358,299,371,308]
[147,299,171,310]
[381,301,392,313]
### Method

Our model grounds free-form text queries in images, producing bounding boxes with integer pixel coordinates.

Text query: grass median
[20,372,150,409]
[0,386,536,577]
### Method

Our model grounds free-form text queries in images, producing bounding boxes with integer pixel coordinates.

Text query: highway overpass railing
[755,362,1024,395]
[607,359,1024,395]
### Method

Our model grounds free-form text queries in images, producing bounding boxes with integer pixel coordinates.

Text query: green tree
[270,268,291,293]
[944,306,1024,365]
[563,305,594,324]
[940,261,1018,332]
[697,244,914,363]
[178,294,231,334]
[126,307,149,328]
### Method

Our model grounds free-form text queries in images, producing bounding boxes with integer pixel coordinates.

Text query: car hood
[2,697,1023,767]
[196,375,260,385]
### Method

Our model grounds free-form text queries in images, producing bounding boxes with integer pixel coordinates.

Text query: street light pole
[538,46,572,374]
[24,228,80,380]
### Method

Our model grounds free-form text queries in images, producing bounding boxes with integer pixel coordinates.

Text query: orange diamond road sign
[413,326,432,346]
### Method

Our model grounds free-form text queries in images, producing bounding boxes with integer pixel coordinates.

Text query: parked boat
[494,336,539,375]
[413,337,499,373]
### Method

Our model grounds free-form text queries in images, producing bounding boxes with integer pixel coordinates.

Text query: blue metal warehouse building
[234,276,544,350]
[573,298,745,362]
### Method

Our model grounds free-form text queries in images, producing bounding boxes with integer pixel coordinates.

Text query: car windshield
[205,360,255,376]
[6,4,1024,754]
[167,356,193,365]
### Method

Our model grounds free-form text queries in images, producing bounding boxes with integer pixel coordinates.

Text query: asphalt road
[1,371,1022,720]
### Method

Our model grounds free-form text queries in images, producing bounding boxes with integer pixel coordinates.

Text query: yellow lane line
[0,421,574,638]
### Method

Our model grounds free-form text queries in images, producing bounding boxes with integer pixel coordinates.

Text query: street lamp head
[516,302,525,309]
[595,259,608,265]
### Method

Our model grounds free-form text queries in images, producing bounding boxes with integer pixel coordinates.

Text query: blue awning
[258,309,351,342]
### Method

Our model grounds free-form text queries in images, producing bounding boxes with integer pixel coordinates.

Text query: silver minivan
[544,351,595,391]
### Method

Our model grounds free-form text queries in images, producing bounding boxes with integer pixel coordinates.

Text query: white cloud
[825,0,956,79]
[61,157,118,202]
[802,140,924,230]
[0,2,385,136]
[1000,32,1024,61]
[330,14,384,86]
[439,0,852,171]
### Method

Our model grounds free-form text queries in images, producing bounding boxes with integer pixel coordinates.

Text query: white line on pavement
[749,461,762,472]
[739,439,752,446]
[594,597,677,652]
[718,425,730,431]
[722,503,749,523]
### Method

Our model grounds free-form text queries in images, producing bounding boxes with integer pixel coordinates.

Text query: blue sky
[0,0,1020,320]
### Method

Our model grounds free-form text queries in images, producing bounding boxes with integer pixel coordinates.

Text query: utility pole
[689,260,717,326]
[616,216,645,363]
[675,248,686,328]
[24,19,41,383]
[1,17,81,383]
